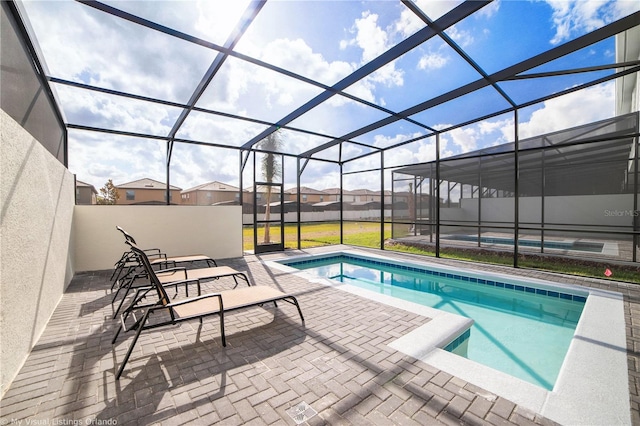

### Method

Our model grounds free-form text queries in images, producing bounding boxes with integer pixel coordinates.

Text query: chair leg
[112,324,123,344]
[110,271,122,290]
[219,312,226,347]
[115,310,150,380]
[113,286,133,319]
[112,274,134,304]
[292,297,305,323]
[111,284,123,305]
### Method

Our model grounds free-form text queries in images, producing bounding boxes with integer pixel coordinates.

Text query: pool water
[286,255,585,390]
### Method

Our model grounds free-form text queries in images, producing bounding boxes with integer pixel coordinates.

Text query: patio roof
[6,1,639,191]
[394,113,639,195]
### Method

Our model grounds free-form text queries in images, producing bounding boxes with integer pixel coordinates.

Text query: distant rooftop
[116,178,182,191]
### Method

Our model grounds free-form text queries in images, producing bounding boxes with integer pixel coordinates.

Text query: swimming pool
[442,234,605,253]
[268,249,629,426]
[280,253,585,390]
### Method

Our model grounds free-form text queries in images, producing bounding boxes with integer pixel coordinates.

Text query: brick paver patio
[1,245,638,425]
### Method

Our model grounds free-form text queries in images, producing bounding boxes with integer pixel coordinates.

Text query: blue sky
[21,0,639,192]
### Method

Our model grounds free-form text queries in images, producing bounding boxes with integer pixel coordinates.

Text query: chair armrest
[163,292,222,308]
[156,266,187,274]
[144,249,167,260]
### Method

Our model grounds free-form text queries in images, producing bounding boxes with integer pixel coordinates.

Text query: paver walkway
[1,245,638,425]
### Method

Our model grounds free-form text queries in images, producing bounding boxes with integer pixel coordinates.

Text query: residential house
[284,186,327,204]
[181,181,241,206]
[321,187,363,203]
[115,178,182,205]
[75,180,97,205]
[243,185,282,205]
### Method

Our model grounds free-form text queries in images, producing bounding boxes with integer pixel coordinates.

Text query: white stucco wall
[74,205,243,271]
[0,110,76,397]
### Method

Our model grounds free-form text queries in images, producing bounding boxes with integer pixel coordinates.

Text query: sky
[21,0,639,192]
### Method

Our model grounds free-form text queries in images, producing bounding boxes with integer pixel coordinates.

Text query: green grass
[244,222,640,284]
[244,222,391,250]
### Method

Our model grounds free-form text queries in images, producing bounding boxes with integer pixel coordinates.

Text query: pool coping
[265,248,631,426]
[439,233,620,256]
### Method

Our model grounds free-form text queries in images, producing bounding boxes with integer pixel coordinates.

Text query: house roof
[284,186,326,195]
[182,181,239,193]
[312,201,342,207]
[116,178,182,190]
[76,180,97,194]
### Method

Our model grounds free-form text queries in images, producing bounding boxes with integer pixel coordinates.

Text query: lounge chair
[112,241,304,379]
[111,225,217,286]
[116,226,217,268]
[111,253,250,319]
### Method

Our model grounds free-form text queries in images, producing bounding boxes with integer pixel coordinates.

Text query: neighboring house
[322,188,342,202]
[181,181,241,206]
[76,180,97,205]
[243,185,281,206]
[313,188,363,203]
[115,178,182,205]
[346,189,392,204]
[350,188,379,202]
[284,186,327,204]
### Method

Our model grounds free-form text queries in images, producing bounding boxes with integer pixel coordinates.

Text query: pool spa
[439,234,620,256]
[442,234,606,252]
[268,249,629,426]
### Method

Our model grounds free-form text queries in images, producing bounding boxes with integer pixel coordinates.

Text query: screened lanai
[3,0,640,261]
[4,1,640,424]
[3,1,640,260]
[392,112,640,264]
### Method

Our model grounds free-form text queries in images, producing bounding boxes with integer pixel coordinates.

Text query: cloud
[412,0,465,21]
[352,11,390,62]
[448,127,478,153]
[196,55,324,122]
[259,38,354,86]
[395,8,425,39]
[194,0,251,44]
[477,0,501,18]
[68,131,169,190]
[544,0,639,45]
[170,144,241,190]
[340,11,404,102]
[418,53,449,70]
[518,82,614,138]
[421,83,615,160]
[446,25,474,48]
[26,2,219,103]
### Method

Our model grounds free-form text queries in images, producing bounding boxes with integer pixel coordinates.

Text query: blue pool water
[283,254,586,390]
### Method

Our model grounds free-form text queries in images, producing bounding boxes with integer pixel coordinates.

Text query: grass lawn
[244,221,391,250]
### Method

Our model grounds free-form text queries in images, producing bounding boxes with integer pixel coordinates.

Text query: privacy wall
[73,205,243,271]
[0,110,76,397]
